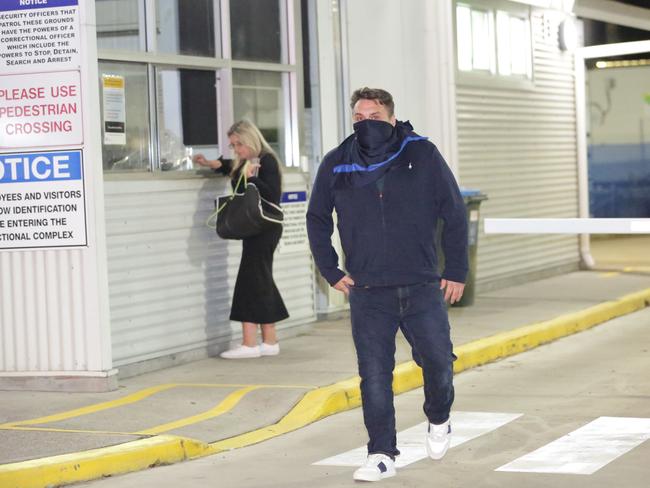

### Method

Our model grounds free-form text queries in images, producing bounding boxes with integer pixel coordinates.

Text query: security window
[457,5,495,73]
[99,62,151,171]
[233,70,289,165]
[155,68,219,171]
[230,0,286,63]
[456,2,532,81]
[471,9,495,72]
[156,0,216,57]
[96,0,298,173]
[496,11,532,78]
[96,0,145,50]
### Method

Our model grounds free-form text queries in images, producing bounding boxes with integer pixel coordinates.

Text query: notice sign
[0,0,80,74]
[102,75,126,146]
[0,150,87,249]
[278,191,308,254]
[0,70,82,149]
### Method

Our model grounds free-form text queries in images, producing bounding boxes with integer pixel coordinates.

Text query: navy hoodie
[306,121,468,287]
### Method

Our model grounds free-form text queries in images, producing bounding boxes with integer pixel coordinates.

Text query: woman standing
[194,120,289,358]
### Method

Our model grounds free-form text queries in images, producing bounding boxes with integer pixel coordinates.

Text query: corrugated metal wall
[457,9,580,288]
[104,173,315,368]
[0,249,104,372]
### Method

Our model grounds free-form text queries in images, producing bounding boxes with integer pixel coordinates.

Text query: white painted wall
[0,1,114,392]
[342,0,458,168]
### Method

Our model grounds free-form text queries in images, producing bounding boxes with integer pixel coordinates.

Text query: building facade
[1,0,646,391]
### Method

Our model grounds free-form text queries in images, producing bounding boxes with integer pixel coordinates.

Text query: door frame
[574,39,650,267]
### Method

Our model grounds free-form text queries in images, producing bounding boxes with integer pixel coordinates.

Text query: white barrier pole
[484,218,650,234]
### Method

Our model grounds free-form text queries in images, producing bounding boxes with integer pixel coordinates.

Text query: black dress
[218,154,289,324]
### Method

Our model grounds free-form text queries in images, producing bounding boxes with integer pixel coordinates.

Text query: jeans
[349,282,455,458]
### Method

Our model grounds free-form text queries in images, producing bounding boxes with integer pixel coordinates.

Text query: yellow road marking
[624,266,650,273]
[0,426,140,436]
[136,386,261,435]
[0,383,314,429]
[599,271,620,278]
[0,384,178,428]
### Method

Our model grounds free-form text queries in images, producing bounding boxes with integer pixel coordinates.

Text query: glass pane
[230,0,285,62]
[456,5,473,71]
[587,65,650,217]
[156,68,219,171]
[496,11,511,75]
[233,70,287,165]
[509,17,529,76]
[96,0,144,51]
[156,0,215,56]
[471,10,492,71]
[99,62,151,171]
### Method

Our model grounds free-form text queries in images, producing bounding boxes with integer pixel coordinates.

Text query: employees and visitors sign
[0,150,87,249]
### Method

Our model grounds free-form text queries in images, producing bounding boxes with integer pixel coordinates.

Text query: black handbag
[208,171,283,240]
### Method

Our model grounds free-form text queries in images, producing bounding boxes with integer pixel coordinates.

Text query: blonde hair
[227,120,282,177]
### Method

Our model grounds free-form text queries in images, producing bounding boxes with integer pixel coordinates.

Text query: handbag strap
[232,167,247,191]
[205,166,248,229]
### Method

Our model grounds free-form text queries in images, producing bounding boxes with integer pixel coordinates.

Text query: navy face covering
[338,119,412,187]
[353,119,397,158]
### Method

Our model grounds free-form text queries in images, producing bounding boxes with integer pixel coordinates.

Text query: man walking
[307,87,468,481]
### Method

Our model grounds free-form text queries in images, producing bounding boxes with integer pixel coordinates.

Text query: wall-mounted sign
[0,0,80,74]
[0,149,87,250]
[0,70,83,149]
[102,74,126,146]
[278,191,308,254]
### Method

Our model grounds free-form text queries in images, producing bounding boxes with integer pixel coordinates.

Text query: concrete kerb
[0,436,207,488]
[2,287,649,488]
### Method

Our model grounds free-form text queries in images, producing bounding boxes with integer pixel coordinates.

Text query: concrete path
[1,257,649,487]
[74,307,650,488]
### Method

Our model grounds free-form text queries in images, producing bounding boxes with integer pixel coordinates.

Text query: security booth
[0,0,315,391]
[1,0,605,392]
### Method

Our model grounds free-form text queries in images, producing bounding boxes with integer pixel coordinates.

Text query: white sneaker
[260,342,280,356]
[220,345,261,359]
[426,419,451,460]
[353,453,396,482]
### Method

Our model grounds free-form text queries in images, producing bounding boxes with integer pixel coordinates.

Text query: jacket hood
[332,120,427,187]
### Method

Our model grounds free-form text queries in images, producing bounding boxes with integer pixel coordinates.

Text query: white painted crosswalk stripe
[313,411,522,468]
[496,416,650,475]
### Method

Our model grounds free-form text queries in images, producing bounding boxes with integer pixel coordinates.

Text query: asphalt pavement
[1,236,649,488]
[72,306,650,488]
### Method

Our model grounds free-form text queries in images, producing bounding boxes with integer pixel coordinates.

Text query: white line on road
[496,416,650,475]
[313,411,523,468]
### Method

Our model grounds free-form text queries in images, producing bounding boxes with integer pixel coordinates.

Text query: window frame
[454,0,535,90]
[96,0,302,176]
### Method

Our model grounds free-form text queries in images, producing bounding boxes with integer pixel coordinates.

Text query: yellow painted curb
[209,376,362,453]
[209,288,650,452]
[3,287,649,488]
[391,287,650,390]
[453,287,650,374]
[0,435,209,488]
